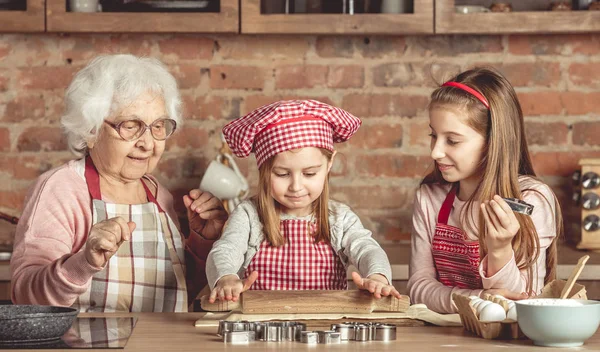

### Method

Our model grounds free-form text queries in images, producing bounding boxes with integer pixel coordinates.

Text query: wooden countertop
[2,242,600,282]
[17,312,600,351]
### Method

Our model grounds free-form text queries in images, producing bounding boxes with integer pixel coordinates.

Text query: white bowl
[515,298,600,347]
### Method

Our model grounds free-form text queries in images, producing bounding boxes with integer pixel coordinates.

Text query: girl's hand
[351,272,402,299]
[480,195,521,253]
[483,288,528,301]
[184,189,228,240]
[208,271,259,303]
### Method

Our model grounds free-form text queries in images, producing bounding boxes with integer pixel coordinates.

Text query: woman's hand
[483,288,528,301]
[184,189,228,240]
[85,217,136,268]
[208,271,259,303]
[351,272,402,299]
[480,195,520,254]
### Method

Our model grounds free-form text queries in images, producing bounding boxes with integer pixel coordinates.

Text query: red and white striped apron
[431,186,483,289]
[244,219,347,290]
[74,157,187,312]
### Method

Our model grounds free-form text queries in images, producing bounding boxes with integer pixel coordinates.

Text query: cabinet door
[436,0,600,34]
[0,0,45,32]
[47,0,239,33]
[242,0,434,35]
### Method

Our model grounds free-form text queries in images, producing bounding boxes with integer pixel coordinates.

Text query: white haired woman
[10,54,226,312]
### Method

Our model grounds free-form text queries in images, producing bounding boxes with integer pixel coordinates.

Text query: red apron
[431,186,483,289]
[244,219,347,290]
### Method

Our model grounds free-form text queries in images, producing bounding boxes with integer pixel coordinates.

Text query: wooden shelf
[436,0,600,34]
[0,0,45,32]
[46,0,238,33]
[241,0,433,35]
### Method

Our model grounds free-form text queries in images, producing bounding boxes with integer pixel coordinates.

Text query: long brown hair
[423,67,561,294]
[255,148,334,247]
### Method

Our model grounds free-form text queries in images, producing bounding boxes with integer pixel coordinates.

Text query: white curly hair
[61,54,182,157]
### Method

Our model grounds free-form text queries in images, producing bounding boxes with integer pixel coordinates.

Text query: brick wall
[1,33,599,243]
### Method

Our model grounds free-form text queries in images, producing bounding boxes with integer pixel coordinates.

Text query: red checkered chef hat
[223,100,362,167]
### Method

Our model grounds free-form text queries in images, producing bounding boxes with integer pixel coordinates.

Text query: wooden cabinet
[46,0,238,33]
[0,0,45,32]
[436,0,600,34]
[241,0,434,34]
[1,1,600,38]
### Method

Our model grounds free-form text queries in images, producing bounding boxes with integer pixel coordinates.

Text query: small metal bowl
[0,305,78,345]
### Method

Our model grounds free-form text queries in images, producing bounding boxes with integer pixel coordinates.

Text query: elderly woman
[10,54,226,312]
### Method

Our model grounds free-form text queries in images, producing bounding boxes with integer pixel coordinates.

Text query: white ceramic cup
[200,153,249,202]
[69,0,99,12]
[200,161,245,200]
[455,5,491,14]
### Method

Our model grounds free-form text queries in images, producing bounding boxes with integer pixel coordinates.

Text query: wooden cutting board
[200,290,410,314]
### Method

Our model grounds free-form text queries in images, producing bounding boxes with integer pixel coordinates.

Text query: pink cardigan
[408,178,557,313]
[10,159,213,308]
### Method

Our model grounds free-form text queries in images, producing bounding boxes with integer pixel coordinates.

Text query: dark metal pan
[0,305,78,345]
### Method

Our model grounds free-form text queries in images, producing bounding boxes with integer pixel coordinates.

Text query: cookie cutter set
[502,197,534,216]
[219,321,306,344]
[332,322,397,342]
[218,320,397,344]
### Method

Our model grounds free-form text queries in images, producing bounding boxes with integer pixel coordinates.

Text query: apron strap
[437,184,458,225]
[85,156,103,200]
[85,156,164,213]
[141,180,164,213]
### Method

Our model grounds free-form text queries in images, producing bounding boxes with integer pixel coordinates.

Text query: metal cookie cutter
[354,324,371,341]
[263,324,283,342]
[300,331,319,344]
[332,323,356,341]
[282,322,306,341]
[373,323,397,341]
[222,331,256,344]
[217,320,250,336]
[317,331,341,344]
[502,197,534,216]
[252,322,267,340]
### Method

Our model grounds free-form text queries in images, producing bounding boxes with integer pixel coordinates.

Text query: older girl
[408,67,562,313]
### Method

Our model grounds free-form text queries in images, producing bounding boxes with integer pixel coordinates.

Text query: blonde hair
[423,67,561,294]
[255,148,334,247]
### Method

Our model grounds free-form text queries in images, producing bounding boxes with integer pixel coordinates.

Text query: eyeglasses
[104,118,177,141]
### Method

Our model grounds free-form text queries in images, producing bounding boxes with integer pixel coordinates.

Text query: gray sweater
[206,199,393,289]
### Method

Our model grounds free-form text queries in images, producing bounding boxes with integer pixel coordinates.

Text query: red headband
[442,81,490,109]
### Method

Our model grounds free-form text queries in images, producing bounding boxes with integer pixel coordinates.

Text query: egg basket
[452,279,587,340]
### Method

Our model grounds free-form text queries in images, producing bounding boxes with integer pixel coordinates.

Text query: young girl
[206,100,400,303]
[408,67,562,314]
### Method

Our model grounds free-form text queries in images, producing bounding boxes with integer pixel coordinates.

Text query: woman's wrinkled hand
[209,271,259,303]
[85,217,136,268]
[351,272,402,299]
[184,189,228,240]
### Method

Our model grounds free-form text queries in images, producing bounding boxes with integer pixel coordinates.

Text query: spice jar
[582,192,600,210]
[582,172,600,189]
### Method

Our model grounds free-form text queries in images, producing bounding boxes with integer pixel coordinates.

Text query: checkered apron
[74,157,187,312]
[244,219,347,290]
[431,186,483,289]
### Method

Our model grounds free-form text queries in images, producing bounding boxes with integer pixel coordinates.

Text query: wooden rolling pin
[200,290,410,314]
